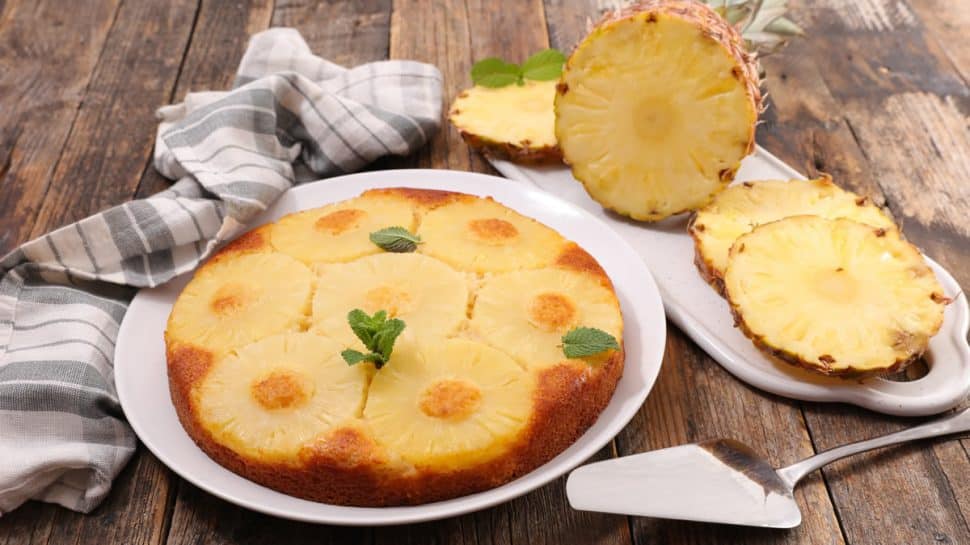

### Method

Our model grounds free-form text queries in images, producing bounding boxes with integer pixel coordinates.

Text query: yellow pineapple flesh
[449,80,561,163]
[555,1,761,221]
[195,332,369,461]
[418,197,565,273]
[311,253,469,349]
[363,338,533,469]
[166,252,313,355]
[691,177,897,290]
[724,216,947,376]
[270,192,416,264]
[469,268,623,369]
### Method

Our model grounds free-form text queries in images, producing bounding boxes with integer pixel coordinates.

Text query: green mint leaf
[521,48,566,81]
[342,349,382,366]
[471,57,521,88]
[347,309,377,347]
[561,327,620,359]
[343,309,407,370]
[374,318,406,362]
[370,226,422,253]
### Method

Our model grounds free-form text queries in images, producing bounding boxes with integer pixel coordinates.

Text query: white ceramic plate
[114,169,667,525]
[490,146,970,416]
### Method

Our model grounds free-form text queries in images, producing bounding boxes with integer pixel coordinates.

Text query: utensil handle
[777,407,970,488]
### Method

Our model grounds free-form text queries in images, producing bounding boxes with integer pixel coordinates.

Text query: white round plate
[491,147,970,416]
[115,169,667,526]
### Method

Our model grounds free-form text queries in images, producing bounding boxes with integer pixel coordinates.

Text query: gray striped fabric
[0,28,441,515]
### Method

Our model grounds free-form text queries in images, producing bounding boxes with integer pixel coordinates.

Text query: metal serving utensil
[566,407,970,528]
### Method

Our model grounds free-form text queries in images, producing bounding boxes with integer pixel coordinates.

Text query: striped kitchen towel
[0,27,442,515]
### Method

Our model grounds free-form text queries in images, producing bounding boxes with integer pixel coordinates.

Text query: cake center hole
[364,285,412,317]
[529,292,577,331]
[468,218,519,244]
[251,370,312,410]
[315,208,366,235]
[419,379,482,420]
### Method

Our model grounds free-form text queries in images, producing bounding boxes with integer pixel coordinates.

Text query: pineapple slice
[469,268,623,369]
[449,80,561,163]
[418,197,565,273]
[195,332,369,461]
[724,216,947,376]
[270,192,416,264]
[311,253,468,348]
[166,252,313,355]
[555,0,761,221]
[363,338,533,469]
[690,177,896,291]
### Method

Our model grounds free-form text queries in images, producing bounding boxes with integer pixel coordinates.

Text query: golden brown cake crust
[165,187,626,506]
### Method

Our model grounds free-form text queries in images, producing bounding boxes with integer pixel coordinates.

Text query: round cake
[165,187,625,506]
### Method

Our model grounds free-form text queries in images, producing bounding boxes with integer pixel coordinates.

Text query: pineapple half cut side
[690,177,897,294]
[449,80,562,163]
[724,216,948,377]
[555,0,762,221]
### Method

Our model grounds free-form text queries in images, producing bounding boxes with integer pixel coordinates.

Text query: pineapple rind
[690,177,898,294]
[724,216,946,376]
[555,0,761,221]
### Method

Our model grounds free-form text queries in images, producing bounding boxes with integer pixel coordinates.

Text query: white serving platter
[490,146,970,416]
[114,169,667,525]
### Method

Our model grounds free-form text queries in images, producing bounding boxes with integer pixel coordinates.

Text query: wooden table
[1,1,967,543]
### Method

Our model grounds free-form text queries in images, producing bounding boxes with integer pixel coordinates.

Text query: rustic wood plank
[907,0,969,84]
[273,0,391,65]
[0,0,120,252]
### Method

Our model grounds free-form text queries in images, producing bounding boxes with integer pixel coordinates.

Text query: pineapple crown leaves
[370,226,422,253]
[471,48,567,88]
[342,309,406,369]
[561,327,620,359]
[705,0,803,55]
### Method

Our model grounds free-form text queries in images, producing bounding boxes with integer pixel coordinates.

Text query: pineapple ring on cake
[418,195,566,272]
[270,190,416,264]
[193,332,369,461]
[724,216,947,376]
[311,253,469,348]
[555,1,761,221]
[363,338,534,469]
[166,252,313,356]
[690,177,897,293]
[469,267,623,370]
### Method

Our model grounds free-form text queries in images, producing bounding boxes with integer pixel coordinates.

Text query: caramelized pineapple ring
[691,178,897,288]
[363,339,533,469]
[469,268,622,369]
[270,192,416,264]
[166,252,313,355]
[555,5,758,220]
[724,216,946,375]
[418,197,565,272]
[196,332,369,461]
[310,253,468,348]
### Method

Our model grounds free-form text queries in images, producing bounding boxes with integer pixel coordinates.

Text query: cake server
[566,407,970,528]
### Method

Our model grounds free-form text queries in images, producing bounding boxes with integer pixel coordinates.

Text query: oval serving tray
[490,147,970,416]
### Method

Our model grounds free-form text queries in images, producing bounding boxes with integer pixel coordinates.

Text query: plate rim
[114,168,667,525]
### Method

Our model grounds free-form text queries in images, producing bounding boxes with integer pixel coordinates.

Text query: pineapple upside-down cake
[165,188,624,506]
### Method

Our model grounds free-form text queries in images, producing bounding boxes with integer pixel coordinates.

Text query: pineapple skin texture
[555,0,762,221]
[724,216,947,377]
[165,187,625,506]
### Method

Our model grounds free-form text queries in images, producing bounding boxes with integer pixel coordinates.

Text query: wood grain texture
[0,0,120,252]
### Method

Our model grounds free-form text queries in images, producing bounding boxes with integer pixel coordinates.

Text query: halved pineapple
[270,192,416,264]
[449,80,561,163]
[469,268,623,369]
[310,253,468,349]
[195,332,369,461]
[166,252,313,355]
[363,338,533,469]
[690,177,897,291]
[555,0,761,221]
[418,197,565,272]
[724,216,947,376]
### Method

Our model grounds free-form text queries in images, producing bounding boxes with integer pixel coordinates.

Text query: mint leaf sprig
[471,48,566,88]
[370,226,422,253]
[561,327,620,359]
[341,309,406,369]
